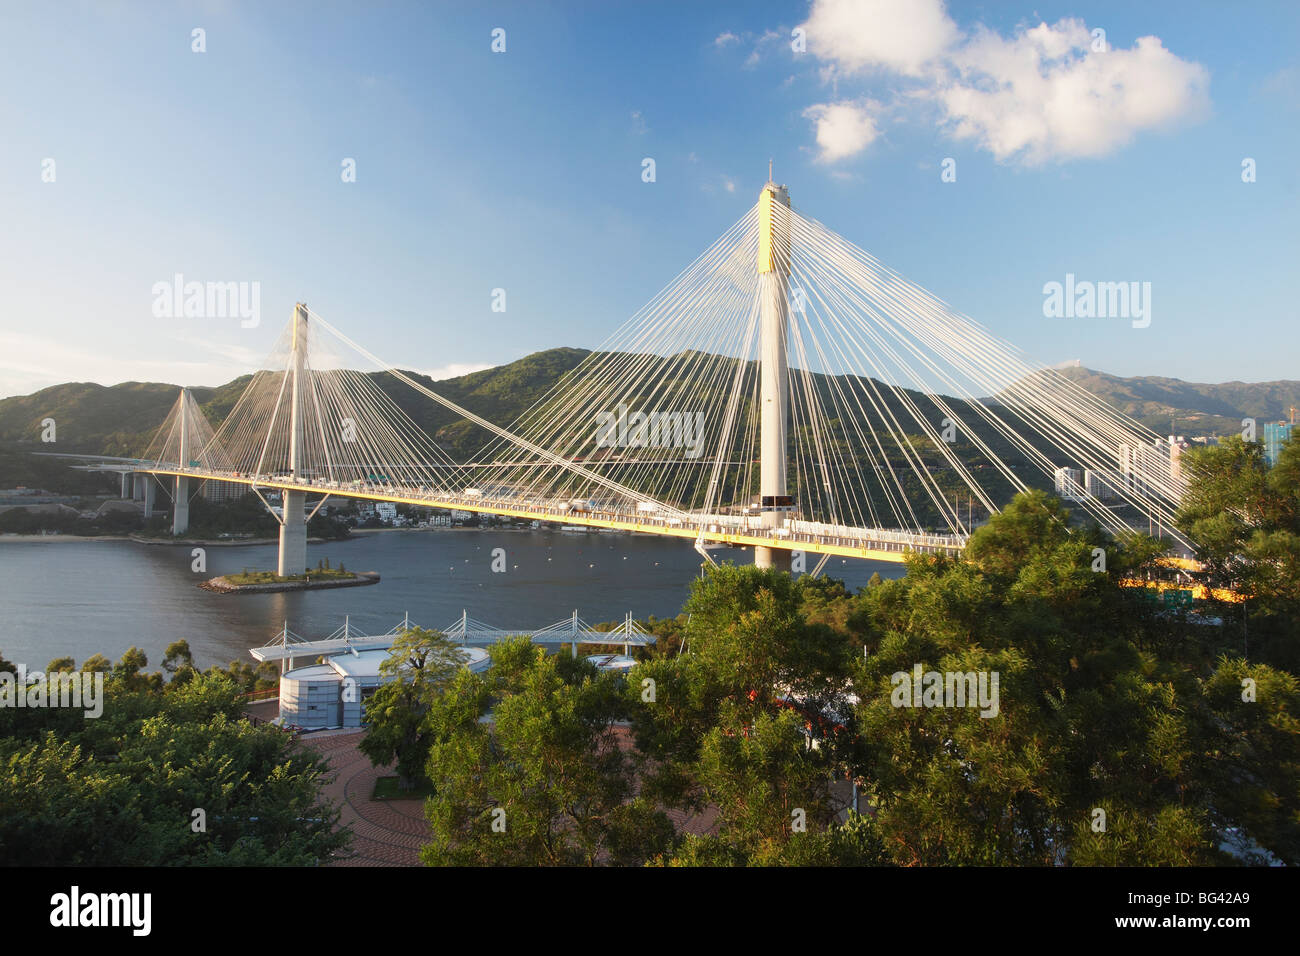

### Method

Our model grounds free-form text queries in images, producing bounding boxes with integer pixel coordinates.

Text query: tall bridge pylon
[278,303,310,575]
[142,384,231,535]
[756,177,792,570]
[136,177,1195,569]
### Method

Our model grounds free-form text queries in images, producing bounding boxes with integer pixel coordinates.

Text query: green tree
[112,647,162,693]
[420,637,675,866]
[359,627,466,790]
[0,672,348,864]
[1191,658,1300,864]
[79,654,111,674]
[1177,435,1300,671]
[162,640,195,679]
[844,489,1299,865]
[624,565,861,864]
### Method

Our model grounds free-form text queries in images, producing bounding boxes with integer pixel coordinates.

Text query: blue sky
[0,0,1296,398]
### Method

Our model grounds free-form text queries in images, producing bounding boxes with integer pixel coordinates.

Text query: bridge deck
[124,465,1238,601]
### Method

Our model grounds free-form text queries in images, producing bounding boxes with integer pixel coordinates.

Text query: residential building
[1264,421,1294,467]
[1053,467,1084,501]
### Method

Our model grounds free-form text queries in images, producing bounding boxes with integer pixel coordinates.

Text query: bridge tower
[172,387,190,534]
[755,171,792,571]
[277,303,310,576]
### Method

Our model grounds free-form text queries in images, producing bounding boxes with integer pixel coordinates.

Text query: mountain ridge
[1049,365,1298,436]
[1,355,1294,461]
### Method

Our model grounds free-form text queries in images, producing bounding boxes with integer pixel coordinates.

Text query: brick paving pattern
[297,725,721,867]
[300,731,428,866]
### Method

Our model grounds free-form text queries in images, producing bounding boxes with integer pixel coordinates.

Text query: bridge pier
[132,473,145,501]
[172,476,188,534]
[143,479,155,519]
[754,545,791,572]
[278,490,307,575]
[120,471,132,498]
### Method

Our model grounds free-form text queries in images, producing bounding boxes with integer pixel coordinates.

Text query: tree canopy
[0,651,348,865]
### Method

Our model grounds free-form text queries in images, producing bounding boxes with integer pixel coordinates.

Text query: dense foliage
[375,465,1299,866]
[358,627,468,790]
[1177,435,1300,672]
[0,504,144,536]
[418,639,676,865]
[0,644,347,865]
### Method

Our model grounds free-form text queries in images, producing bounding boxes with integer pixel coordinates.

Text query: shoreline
[0,523,584,546]
[132,534,335,547]
[348,525,547,535]
[1,533,355,546]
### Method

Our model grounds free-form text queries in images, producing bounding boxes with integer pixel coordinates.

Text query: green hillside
[1052,366,1299,437]
[0,350,593,487]
[0,351,591,460]
[3,355,1293,527]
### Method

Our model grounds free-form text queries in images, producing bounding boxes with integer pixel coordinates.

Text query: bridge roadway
[135,464,1241,601]
[139,465,967,563]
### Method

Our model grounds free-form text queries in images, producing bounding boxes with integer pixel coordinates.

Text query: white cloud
[630,110,648,135]
[723,177,737,193]
[935,22,1210,164]
[803,101,882,163]
[794,0,1210,165]
[716,27,784,70]
[802,0,957,76]
[421,363,493,381]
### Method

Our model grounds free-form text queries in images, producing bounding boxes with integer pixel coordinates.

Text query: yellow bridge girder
[139,468,954,563]
[141,468,1244,600]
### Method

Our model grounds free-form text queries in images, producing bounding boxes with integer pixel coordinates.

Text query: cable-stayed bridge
[126,179,1190,576]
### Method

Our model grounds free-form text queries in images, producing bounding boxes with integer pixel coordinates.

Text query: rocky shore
[198,571,381,594]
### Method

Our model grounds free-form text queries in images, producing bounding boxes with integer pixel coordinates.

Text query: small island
[200,560,380,594]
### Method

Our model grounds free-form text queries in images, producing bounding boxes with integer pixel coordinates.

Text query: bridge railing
[152,467,968,554]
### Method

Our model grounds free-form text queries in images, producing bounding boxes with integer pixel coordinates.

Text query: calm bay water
[0,529,904,670]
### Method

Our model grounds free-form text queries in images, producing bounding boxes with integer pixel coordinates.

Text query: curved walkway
[301,731,426,867]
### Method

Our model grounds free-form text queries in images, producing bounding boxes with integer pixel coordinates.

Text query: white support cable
[149,196,1190,555]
